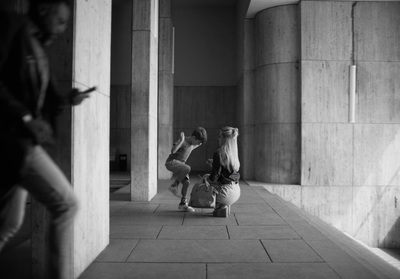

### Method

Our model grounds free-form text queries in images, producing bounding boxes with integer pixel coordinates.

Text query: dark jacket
[209,149,240,185]
[0,12,69,192]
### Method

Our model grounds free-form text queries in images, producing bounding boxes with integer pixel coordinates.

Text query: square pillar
[158,0,174,179]
[131,0,159,201]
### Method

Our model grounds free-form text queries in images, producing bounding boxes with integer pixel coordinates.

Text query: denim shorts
[165,159,190,183]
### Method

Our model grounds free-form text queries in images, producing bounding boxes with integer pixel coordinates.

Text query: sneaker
[213,205,228,217]
[169,185,180,197]
[178,201,195,212]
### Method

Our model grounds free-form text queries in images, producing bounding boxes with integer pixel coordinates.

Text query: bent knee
[50,193,79,221]
[0,218,24,240]
[184,165,191,174]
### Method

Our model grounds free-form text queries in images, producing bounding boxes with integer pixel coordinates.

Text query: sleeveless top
[167,139,194,163]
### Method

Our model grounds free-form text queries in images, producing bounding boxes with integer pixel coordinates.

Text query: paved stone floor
[79,176,400,279]
[1,175,400,279]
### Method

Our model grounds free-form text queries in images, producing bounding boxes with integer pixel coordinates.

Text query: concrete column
[158,0,174,179]
[71,1,111,275]
[131,0,159,201]
[31,1,111,278]
[254,5,300,184]
[237,18,255,180]
[235,0,254,180]
[300,0,400,248]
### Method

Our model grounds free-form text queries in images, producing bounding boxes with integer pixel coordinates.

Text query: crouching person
[206,127,241,217]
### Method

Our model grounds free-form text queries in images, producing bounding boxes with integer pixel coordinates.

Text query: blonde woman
[206,127,241,217]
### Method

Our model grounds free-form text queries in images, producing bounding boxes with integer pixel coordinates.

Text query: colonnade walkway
[79,175,400,279]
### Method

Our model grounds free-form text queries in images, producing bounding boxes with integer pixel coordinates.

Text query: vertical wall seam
[350,2,357,231]
[351,2,357,65]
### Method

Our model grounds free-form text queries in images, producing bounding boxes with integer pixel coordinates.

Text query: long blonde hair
[218,126,240,173]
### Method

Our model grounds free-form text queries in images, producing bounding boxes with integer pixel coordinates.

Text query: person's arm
[69,86,95,106]
[207,151,222,183]
[47,76,94,110]
[171,132,185,154]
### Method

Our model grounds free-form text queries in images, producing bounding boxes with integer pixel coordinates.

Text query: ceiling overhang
[246,0,300,18]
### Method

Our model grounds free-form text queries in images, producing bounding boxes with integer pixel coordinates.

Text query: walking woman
[206,126,241,217]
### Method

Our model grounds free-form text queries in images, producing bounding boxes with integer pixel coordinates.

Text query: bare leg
[180,178,190,200]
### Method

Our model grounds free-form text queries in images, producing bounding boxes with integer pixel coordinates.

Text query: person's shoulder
[213,148,223,157]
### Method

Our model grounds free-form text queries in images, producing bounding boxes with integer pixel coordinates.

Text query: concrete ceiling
[112,0,301,16]
[172,0,300,18]
[112,0,237,8]
[172,0,300,12]
[171,0,301,17]
[247,0,300,18]
[173,0,238,8]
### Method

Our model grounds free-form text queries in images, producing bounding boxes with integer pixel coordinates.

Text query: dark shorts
[165,159,191,183]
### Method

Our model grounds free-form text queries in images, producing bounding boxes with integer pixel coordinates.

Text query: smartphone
[81,86,97,94]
